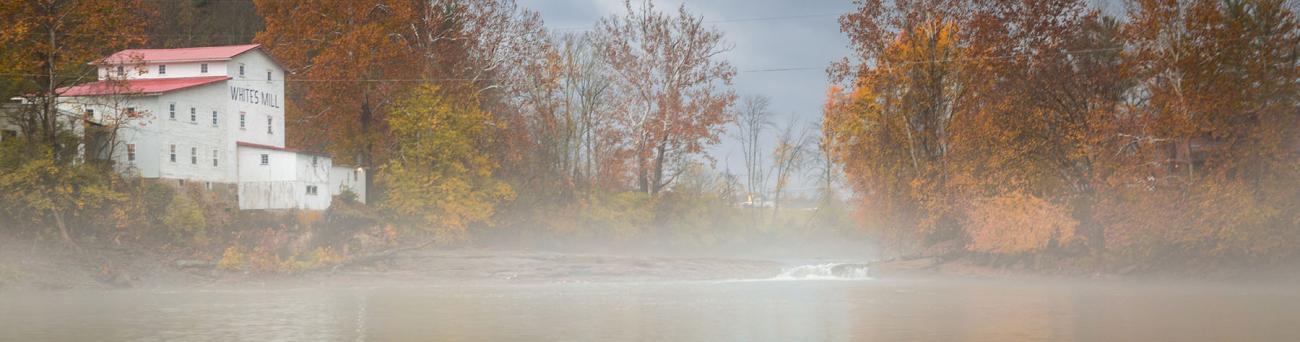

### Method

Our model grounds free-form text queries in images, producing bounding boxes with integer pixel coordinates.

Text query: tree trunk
[52,209,76,248]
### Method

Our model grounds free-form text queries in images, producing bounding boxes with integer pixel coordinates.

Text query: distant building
[54,44,364,210]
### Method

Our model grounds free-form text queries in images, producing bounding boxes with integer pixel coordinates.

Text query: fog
[4,0,1300,340]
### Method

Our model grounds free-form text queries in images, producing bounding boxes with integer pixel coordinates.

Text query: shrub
[964,192,1078,255]
[161,191,207,245]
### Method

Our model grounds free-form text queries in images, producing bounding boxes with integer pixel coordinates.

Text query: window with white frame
[260,154,269,165]
[169,103,176,120]
[169,144,176,163]
[200,63,208,74]
[211,111,219,127]
[212,149,219,167]
[84,109,94,120]
[239,112,246,129]
[306,185,318,196]
[239,64,245,78]
[267,70,272,82]
[116,65,125,76]
[158,65,166,75]
[266,116,273,134]
[311,156,318,167]
[190,107,196,123]
[127,144,136,162]
[190,147,197,164]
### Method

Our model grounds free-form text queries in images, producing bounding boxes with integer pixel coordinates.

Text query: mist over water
[3,254,1299,341]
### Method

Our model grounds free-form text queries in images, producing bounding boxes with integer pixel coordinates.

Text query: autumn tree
[254,0,422,195]
[379,85,514,240]
[256,0,548,204]
[0,0,153,153]
[593,0,737,195]
[143,0,263,48]
[1102,0,1300,263]
[0,0,154,243]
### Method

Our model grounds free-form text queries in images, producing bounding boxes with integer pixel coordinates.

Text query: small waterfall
[773,263,871,280]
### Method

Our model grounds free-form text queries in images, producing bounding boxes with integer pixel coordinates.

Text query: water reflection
[2,279,1298,341]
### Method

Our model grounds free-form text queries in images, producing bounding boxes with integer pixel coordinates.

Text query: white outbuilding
[55,44,363,210]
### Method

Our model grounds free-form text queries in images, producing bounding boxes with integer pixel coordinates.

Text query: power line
[549,12,842,31]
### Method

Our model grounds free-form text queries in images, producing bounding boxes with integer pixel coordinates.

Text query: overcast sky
[526,0,856,194]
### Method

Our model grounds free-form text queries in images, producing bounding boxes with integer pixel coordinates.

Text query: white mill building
[56,44,365,210]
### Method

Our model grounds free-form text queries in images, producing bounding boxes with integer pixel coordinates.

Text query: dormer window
[116,65,124,76]
[200,63,208,74]
[158,65,166,75]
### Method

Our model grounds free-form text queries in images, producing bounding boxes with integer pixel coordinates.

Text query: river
[2,260,1299,341]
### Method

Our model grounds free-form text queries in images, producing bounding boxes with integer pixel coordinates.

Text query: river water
[2,262,1299,341]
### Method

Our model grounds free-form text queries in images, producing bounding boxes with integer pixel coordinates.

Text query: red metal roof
[236,141,330,157]
[96,44,262,64]
[57,76,229,96]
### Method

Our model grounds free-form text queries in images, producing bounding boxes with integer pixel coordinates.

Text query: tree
[769,115,813,221]
[255,0,549,204]
[0,0,153,154]
[593,0,737,195]
[0,0,153,244]
[732,95,772,205]
[378,85,514,240]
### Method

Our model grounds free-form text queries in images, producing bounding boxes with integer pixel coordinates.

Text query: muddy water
[2,264,1299,341]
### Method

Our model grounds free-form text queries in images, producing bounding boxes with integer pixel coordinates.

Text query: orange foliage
[964,192,1077,255]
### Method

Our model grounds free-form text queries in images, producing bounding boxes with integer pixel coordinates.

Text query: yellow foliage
[379,85,515,239]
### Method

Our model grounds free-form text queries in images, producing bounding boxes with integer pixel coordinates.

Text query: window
[158,65,166,75]
[266,116,273,134]
[125,107,135,115]
[353,170,358,181]
[306,185,318,196]
[116,65,125,76]
[212,149,219,167]
[267,70,272,82]
[239,64,245,78]
[239,112,246,129]
[85,109,94,119]
[311,156,318,167]
[190,147,197,164]
[169,103,176,120]
[127,144,136,162]
[259,154,269,165]
[205,182,213,190]
[211,111,219,127]
[200,63,208,74]
[190,107,196,123]
[169,144,176,163]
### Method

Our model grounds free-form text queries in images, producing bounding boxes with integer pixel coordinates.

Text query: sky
[525,0,858,195]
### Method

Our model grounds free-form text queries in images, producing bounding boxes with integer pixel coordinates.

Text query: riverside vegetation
[1,0,1297,282]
